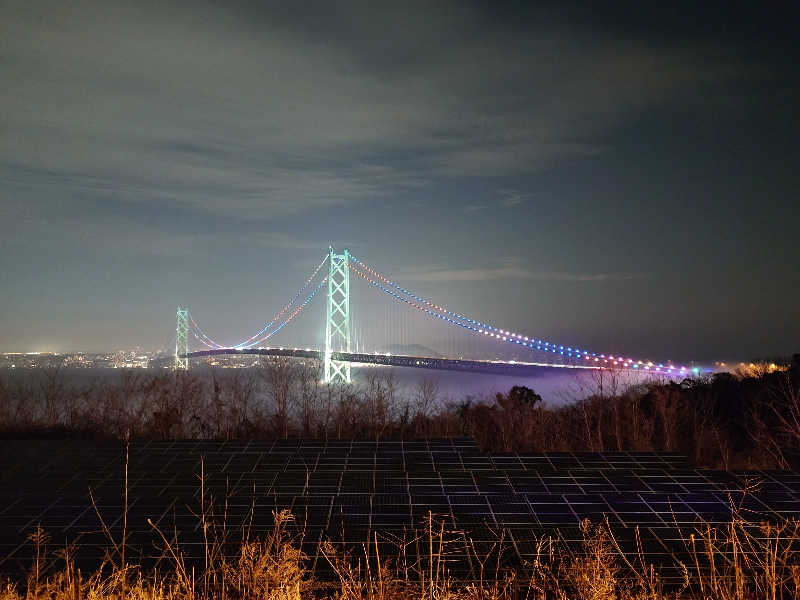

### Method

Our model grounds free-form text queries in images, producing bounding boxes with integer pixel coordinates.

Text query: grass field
[5,506,800,599]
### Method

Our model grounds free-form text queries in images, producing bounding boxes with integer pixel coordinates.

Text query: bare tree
[39,366,67,426]
[262,357,295,439]
[650,385,681,452]
[363,372,397,440]
[298,360,322,437]
[749,372,800,469]
[228,368,258,438]
[413,377,439,437]
[0,375,10,429]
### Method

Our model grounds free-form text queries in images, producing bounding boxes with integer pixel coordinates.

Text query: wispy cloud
[252,232,328,250]
[498,189,532,208]
[462,189,531,213]
[0,0,750,226]
[398,264,647,283]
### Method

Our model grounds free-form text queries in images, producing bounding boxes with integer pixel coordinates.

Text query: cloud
[0,0,752,227]
[462,189,531,212]
[251,232,328,251]
[398,264,646,283]
[0,0,794,355]
[498,189,532,208]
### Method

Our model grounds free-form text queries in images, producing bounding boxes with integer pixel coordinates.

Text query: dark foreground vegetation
[5,508,800,599]
[1,355,799,469]
[2,358,800,598]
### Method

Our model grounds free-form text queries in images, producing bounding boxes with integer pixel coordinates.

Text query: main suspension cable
[347,257,686,374]
[187,254,328,349]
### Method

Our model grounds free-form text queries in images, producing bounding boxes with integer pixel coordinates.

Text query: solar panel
[1,438,799,583]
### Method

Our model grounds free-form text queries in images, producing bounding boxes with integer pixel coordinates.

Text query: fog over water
[1,363,688,409]
[349,365,678,407]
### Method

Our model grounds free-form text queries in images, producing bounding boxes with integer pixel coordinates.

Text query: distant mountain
[385,344,442,358]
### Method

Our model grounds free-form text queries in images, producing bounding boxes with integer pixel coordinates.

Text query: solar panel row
[1,439,799,582]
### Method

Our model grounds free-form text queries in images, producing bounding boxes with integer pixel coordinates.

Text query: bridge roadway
[184,347,594,376]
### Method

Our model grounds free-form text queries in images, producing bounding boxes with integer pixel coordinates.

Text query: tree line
[1,355,798,469]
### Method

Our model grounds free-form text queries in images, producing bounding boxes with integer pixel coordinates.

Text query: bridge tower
[175,306,189,370]
[324,247,351,383]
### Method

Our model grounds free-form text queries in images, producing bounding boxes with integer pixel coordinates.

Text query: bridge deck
[184,347,610,375]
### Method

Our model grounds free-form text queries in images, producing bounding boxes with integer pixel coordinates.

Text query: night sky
[1,1,798,362]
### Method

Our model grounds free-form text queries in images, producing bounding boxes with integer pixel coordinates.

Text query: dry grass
[4,507,800,600]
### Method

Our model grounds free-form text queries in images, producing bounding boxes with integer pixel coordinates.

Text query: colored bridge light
[349,254,687,374]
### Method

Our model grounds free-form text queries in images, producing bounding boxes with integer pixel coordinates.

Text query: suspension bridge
[176,248,704,382]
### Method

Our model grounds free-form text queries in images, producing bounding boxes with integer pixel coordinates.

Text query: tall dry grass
[4,467,800,600]
[4,510,800,599]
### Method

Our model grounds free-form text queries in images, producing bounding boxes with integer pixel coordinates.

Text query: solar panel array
[2,438,800,582]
